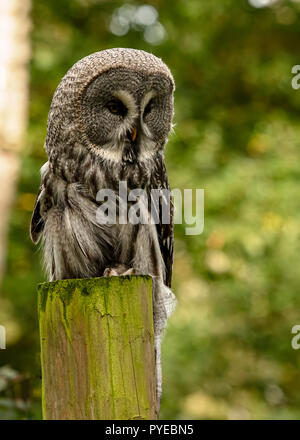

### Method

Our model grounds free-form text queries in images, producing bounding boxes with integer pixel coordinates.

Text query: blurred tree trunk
[0,0,31,282]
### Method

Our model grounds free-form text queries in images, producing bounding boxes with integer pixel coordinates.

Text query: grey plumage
[30,48,176,409]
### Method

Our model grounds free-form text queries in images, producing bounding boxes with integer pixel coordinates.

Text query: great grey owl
[30,48,177,412]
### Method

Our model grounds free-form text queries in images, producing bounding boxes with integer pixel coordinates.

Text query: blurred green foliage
[1,0,300,419]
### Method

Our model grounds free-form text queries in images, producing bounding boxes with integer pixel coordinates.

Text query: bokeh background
[1,0,300,419]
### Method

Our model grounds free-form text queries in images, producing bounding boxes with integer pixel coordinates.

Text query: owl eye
[143,98,154,118]
[106,100,127,117]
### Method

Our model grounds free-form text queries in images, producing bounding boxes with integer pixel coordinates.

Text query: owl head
[46,48,175,166]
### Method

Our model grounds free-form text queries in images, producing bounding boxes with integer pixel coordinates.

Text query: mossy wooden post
[38,275,157,420]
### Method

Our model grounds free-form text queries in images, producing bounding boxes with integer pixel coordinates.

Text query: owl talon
[103,264,138,277]
[122,268,138,276]
[103,266,140,277]
[103,267,119,277]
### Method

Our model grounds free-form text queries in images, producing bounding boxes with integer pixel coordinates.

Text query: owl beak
[131,127,137,142]
[128,127,137,143]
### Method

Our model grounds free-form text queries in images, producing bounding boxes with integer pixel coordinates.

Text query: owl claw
[122,268,138,276]
[103,268,120,277]
[103,265,138,277]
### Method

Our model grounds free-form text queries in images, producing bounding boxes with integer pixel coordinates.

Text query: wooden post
[38,275,157,420]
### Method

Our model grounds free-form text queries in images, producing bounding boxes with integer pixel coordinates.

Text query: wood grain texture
[38,275,156,420]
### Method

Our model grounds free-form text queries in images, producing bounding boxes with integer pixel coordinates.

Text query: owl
[30,48,176,412]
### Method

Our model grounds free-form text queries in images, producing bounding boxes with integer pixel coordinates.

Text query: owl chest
[101,160,152,190]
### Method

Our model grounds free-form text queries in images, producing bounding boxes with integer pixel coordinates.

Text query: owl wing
[30,185,46,244]
[152,175,174,288]
[156,196,174,288]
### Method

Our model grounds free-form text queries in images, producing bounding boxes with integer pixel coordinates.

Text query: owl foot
[103,264,137,277]
[121,267,138,276]
[103,267,121,277]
